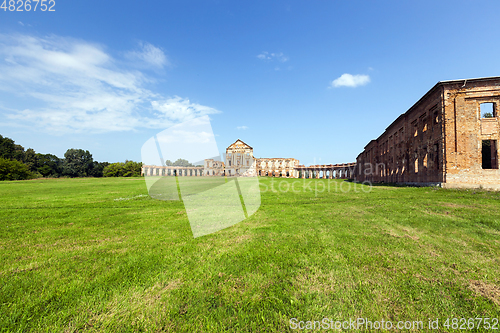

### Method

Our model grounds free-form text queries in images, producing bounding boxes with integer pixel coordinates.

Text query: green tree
[0,135,15,160]
[37,153,62,177]
[103,162,123,177]
[0,158,32,180]
[0,135,25,162]
[24,148,38,172]
[172,158,194,167]
[103,161,142,177]
[122,160,142,177]
[62,149,94,177]
[89,161,109,178]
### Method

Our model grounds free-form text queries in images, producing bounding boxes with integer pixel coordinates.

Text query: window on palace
[482,140,498,169]
[412,120,418,137]
[414,151,418,173]
[434,143,439,169]
[481,103,495,118]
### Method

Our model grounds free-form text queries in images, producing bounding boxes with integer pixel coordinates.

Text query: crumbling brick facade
[355,77,500,189]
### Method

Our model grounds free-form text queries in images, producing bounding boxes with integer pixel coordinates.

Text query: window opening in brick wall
[414,150,418,173]
[433,143,439,169]
[480,103,495,118]
[482,140,498,169]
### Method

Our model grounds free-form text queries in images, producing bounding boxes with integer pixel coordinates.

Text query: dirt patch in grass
[423,209,455,218]
[91,279,183,325]
[8,263,42,274]
[221,275,248,296]
[469,280,500,306]
[224,233,252,246]
[428,250,440,257]
[108,248,128,254]
[385,228,420,241]
[294,267,354,294]
[405,234,420,241]
[386,232,403,238]
[440,202,477,209]
[414,273,440,283]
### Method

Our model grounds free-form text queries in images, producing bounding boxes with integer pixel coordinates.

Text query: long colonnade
[294,163,357,179]
[142,163,357,179]
[142,165,206,177]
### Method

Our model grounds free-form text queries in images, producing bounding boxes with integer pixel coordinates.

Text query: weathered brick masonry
[355,77,500,190]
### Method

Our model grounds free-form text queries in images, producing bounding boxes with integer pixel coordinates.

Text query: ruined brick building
[355,77,500,189]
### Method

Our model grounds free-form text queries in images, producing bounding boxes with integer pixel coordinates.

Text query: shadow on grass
[345,178,442,189]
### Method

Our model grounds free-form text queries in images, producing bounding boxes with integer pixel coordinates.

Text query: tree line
[0,135,199,181]
[0,134,143,180]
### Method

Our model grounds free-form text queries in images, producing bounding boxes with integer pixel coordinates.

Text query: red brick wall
[356,77,500,188]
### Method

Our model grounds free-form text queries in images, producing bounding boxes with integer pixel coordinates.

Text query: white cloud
[236,126,248,130]
[330,73,370,88]
[257,51,288,63]
[151,96,220,123]
[126,41,168,69]
[0,33,220,133]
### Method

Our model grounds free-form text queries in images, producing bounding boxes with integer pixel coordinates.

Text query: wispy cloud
[0,33,220,133]
[151,97,220,123]
[236,126,248,130]
[330,73,370,88]
[257,51,288,63]
[125,41,168,69]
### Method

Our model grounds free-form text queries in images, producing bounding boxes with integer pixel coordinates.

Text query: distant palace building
[204,139,299,177]
[142,139,355,179]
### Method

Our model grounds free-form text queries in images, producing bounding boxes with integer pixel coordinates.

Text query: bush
[103,161,142,177]
[103,163,123,177]
[0,158,32,180]
[30,171,44,179]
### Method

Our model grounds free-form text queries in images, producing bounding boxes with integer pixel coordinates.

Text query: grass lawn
[1,177,499,332]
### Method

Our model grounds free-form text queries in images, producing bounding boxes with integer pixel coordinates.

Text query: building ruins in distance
[142,139,354,179]
[355,76,500,190]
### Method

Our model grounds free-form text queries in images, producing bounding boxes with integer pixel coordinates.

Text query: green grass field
[1,177,499,332]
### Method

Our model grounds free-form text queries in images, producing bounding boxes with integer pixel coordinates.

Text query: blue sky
[1,0,499,165]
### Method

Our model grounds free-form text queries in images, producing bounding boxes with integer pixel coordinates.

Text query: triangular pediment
[227,139,253,150]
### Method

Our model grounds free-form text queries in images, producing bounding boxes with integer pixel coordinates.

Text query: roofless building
[355,77,500,189]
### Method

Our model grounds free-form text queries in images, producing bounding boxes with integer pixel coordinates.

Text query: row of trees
[0,135,143,180]
[101,159,195,177]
